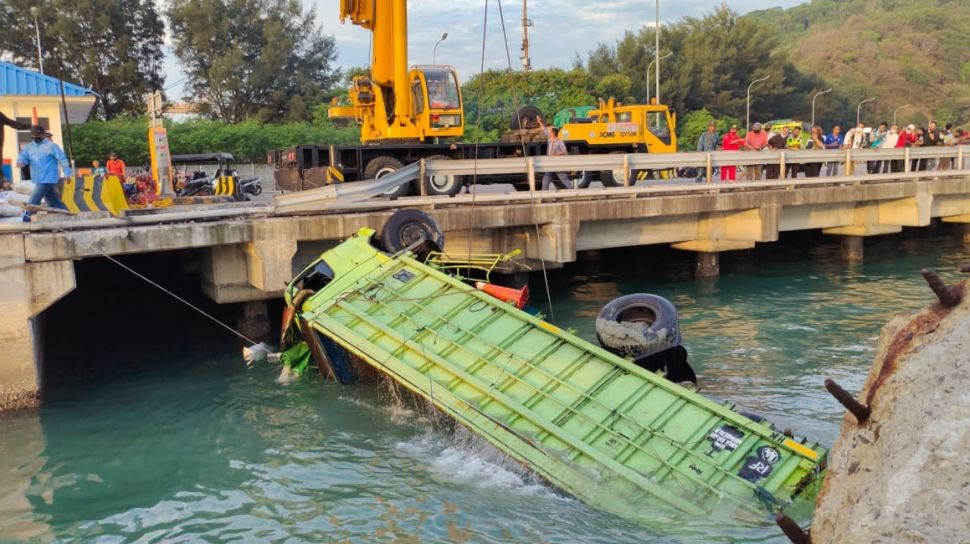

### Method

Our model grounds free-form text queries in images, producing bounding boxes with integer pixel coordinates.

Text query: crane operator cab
[410,66,464,137]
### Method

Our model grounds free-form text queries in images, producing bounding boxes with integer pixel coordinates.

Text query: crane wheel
[423,155,465,196]
[364,156,410,198]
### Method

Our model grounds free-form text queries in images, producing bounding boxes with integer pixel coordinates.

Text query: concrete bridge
[3,148,970,410]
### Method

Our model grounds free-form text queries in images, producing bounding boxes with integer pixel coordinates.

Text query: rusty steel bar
[775,513,811,544]
[921,268,962,308]
[824,378,871,423]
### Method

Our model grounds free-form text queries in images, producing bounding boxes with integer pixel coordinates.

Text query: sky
[162,0,806,99]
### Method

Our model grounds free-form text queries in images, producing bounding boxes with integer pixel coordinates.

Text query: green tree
[166,0,340,123]
[0,0,164,118]
[462,68,598,142]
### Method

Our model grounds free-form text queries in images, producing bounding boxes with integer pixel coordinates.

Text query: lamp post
[856,97,876,126]
[811,88,832,128]
[654,0,661,102]
[893,104,910,126]
[432,32,448,65]
[746,75,770,131]
[645,51,671,102]
[30,6,44,74]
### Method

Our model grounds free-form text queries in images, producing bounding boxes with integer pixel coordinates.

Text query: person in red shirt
[891,125,917,172]
[105,152,127,180]
[721,125,743,181]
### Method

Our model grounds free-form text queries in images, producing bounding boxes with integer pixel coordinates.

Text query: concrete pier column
[237,300,271,344]
[963,224,970,245]
[0,235,75,411]
[841,236,864,261]
[695,252,720,278]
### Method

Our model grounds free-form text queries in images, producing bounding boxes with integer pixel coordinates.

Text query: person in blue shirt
[823,125,843,176]
[17,124,72,222]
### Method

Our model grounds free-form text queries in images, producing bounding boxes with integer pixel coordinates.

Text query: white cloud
[164,1,805,97]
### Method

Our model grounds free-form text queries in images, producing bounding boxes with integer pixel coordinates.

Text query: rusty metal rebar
[825,378,871,423]
[921,268,962,308]
[775,513,811,544]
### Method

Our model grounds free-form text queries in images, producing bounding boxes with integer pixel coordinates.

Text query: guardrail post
[959,146,965,170]
[780,151,786,179]
[527,157,536,192]
[418,159,428,197]
[904,148,911,173]
[623,155,631,187]
[706,153,713,183]
[845,149,852,176]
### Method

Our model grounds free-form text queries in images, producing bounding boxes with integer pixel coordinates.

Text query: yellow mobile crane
[272,0,678,196]
[327,0,464,143]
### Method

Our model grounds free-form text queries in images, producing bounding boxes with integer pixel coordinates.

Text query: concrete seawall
[812,274,969,542]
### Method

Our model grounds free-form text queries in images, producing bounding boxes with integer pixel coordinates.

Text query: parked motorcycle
[240,177,263,196]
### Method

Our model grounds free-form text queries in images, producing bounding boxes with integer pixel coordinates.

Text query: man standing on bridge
[17,125,72,222]
[536,115,571,190]
[696,121,720,182]
[743,123,769,181]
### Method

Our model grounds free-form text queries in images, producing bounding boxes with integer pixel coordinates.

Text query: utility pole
[520,0,532,71]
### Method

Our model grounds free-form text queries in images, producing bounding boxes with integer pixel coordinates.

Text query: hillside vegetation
[747,0,970,126]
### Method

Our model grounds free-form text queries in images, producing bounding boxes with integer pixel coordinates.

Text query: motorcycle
[240,176,263,197]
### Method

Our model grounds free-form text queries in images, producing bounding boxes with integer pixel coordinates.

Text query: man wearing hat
[16,124,72,222]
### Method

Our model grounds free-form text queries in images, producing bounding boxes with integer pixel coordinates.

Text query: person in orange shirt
[105,152,127,181]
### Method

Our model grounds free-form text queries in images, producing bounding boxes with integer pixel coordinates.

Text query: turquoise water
[2,226,968,543]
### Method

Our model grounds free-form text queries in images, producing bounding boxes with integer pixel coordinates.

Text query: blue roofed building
[0,61,99,184]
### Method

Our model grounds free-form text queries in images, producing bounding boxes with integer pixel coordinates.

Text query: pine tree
[166,0,340,123]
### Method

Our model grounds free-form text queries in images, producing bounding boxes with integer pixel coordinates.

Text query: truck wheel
[595,293,681,359]
[573,171,593,189]
[424,155,465,196]
[598,151,633,187]
[380,209,445,258]
[364,156,410,198]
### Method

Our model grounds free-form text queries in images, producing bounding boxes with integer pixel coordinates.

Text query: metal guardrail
[273,147,970,214]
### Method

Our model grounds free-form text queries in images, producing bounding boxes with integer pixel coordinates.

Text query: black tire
[250,184,263,196]
[598,151,634,187]
[380,209,445,259]
[424,154,464,196]
[573,171,594,189]
[513,106,544,130]
[364,156,410,198]
[595,293,681,359]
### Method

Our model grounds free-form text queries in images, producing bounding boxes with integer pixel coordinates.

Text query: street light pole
[654,0,661,103]
[856,97,876,126]
[30,6,44,74]
[432,32,448,65]
[811,88,832,128]
[893,104,910,126]
[746,75,770,131]
[645,51,671,102]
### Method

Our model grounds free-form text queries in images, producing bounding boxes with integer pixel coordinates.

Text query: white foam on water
[396,429,560,500]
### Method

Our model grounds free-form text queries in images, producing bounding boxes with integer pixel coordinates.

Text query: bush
[70,116,360,167]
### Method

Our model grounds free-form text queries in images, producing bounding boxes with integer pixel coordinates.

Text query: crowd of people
[696,119,970,183]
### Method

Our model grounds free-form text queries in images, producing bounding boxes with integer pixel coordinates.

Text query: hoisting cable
[495,0,556,321]
[464,0,491,278]
[74,232,275,363]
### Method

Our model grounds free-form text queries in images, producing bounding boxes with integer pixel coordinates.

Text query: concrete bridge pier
[694,252,720,278]
[840,236,864,262]
[237,301,272,345]
[0,236,75,411]
[964,223,970,244]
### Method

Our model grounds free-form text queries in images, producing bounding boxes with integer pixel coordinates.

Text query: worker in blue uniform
[17,124,72,222]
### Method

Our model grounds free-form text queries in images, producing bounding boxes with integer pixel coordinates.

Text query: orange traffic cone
[475,281,530,309]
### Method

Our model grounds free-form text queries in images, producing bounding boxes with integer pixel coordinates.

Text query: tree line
[0,0,338,122]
